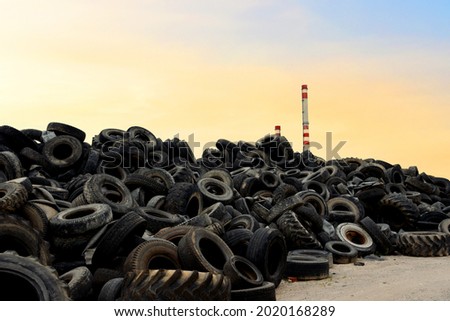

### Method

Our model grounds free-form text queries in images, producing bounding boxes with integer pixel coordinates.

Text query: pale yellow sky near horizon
[1,1,449,178]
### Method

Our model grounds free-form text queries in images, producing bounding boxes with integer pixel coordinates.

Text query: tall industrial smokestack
[275,125,281,137]
[302,84,309,152]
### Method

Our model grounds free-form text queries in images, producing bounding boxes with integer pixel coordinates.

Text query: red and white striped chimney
[275,125,281,137]
[302,84,309,152]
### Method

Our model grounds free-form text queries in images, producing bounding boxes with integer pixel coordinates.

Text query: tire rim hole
[53,144,73,160]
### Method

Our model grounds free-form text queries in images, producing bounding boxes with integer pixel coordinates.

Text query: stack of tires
[0,123,449,301]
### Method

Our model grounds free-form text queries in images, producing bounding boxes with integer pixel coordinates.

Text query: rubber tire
[397,231,449,257]
[98,277,124,301]
[276,211,322,250]
[154,225,196,246]
[359,216,393,255]
[83,174,135,217]
[231,281,276,301]
[335,223,376,256]
[223,255,264,290]
[284,254,329,280]
[288,249,333,268]
[91,211,147,268]
[59,266,93,300]
[222,228,254,257]
[197,178,234,205]
[324,241,358,264]
[137,207,186,233]
[49,204,113,236]
[0,182,28,213]
[121,269,231,301]
[0,252,69,300]
[178,228,234,274]
[165,183,203,218]
[378,193,420,231]
[0,214,52,265]
[42,135,83,169]
[246,228,287,288]
[123,238,181,272]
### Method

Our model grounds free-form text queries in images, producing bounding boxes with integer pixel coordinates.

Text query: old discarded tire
[231,281,276,301]
[327,196,363,223]
[296,190,328,219]
[222,228,254,257]
[121,269,231,301]
[0,214,52,265]
[246,228,287,287]
[137,207,185,233]
[397,231,449,257]
[59,266,93,300]
[123,238,181,273]
[359,216,393,255]
[267,193,304,223]
[42,135,83,170]
[154,225,196,246]
[0,252,69,300]
[288,249,333,268]
[227,214,260,232]
[324,241,358,264]
[165,183,203,218]
[378,193,419,231]
[0,182,28,213]
[223,255,264,290]
[178,228,234,274]
[98,277,124,301]
[50,204,113,236]
[83,174,135,217]
[284,254,329,281]
[91,211,147,268]
[197,178,234,205]
[276,211,322,250]
[0,151,24,180]
[335,223,375,256]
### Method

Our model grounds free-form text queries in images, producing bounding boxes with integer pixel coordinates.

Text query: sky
[0,1,449,177]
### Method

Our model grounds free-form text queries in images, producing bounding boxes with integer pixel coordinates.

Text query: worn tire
[284,254,329,280]
[123,238,181,272]
[59,266,93,300]
[50,204,113,236]
[91,211,147,268]
[197,178,234,205]
[83,174,135,217]
[230,281,276,301]
[0,182,28,213]
[276,211,322,250]
[335,223,375,256]
[0,252,69,300]
[165,183,203,218]
[42,135,83,170]
[378,193,420,231]
[0,214,52,265]
[246,228,287,287]
[178,228,233,274]
[324,241,358,264]
[360,216,393,255]
[397,231,449,257]
[223,255,264,290]
[121,269,231,301]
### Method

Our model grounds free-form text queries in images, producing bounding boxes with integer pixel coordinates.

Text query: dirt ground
[276,255,450,301]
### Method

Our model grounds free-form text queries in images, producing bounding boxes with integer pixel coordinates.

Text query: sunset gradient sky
[1,1,449,177]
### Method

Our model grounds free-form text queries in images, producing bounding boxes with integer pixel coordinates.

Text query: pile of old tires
[0,123,449,301]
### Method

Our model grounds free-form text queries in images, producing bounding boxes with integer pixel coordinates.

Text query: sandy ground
[276,255,450,301]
